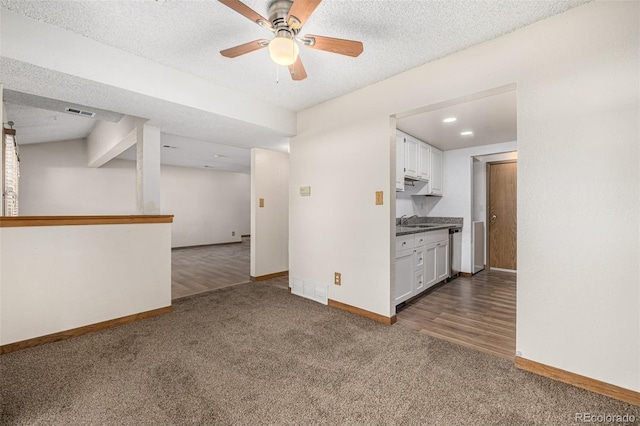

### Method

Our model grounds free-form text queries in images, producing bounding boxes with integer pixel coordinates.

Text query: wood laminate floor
[397,269,516,360]
[172,237,251,299]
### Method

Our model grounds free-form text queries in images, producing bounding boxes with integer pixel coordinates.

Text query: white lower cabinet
[395,248,414,304]
[395,230,449,305]
[424,242,438,289]
[436,239,449,283]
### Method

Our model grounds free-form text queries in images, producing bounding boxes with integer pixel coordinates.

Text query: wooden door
[488,161,517,270]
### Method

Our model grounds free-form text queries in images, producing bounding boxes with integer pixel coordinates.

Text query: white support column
[136,124,161,215]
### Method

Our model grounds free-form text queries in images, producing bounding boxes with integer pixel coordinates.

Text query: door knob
[491,215,497,221]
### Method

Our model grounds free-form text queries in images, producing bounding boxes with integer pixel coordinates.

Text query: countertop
[396,223,461,236]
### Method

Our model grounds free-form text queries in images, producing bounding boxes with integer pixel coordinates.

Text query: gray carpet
[1,282,638,425]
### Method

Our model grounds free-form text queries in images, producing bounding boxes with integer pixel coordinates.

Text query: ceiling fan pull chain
[276,64,280,84]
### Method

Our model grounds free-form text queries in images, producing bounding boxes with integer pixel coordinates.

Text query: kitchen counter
[396,223,461,236]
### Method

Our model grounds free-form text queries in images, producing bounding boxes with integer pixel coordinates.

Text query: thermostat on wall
[300,186,311,196]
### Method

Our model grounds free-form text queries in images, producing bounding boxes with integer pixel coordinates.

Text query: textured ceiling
[4,102,98,145]
[0,0,589,112]
[0,0,590,171]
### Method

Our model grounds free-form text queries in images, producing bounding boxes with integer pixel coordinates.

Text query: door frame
[486,159,517,271]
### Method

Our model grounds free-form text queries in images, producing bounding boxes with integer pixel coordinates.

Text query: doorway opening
[393,84,518,359]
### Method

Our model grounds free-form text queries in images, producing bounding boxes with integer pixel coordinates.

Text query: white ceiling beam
[0,10,296,137]
[87,115,147,168]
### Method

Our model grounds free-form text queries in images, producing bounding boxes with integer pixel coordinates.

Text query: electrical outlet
[232,231,235,236]
[375,191,383,205]
[259,198,264,208]
[334,272,341,286]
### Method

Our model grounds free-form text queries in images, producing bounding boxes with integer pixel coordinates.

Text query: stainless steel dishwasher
[449,227,462,279]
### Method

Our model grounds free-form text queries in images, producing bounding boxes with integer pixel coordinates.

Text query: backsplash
[396,216,463,226]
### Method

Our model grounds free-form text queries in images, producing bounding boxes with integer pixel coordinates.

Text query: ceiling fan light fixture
[268,35,299,66]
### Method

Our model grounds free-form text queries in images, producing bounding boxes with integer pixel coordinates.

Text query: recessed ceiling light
[443,117,457,123]
[213,154,227,158]
[460,131,474,136]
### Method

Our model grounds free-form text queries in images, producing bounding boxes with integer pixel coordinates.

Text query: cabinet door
[436,239,449,283]
[395,249,414,304]
[419,142,431,181]
[404,136,419,179]
[414,269,425,293]
[414,245,425,270]
[424,242,438,289]
[430,147,443,195]
[395,134,405,191]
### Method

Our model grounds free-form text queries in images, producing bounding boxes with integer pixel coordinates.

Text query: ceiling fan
[218,0,364,81]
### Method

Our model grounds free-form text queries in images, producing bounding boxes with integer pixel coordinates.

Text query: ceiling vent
[65,107,96,118]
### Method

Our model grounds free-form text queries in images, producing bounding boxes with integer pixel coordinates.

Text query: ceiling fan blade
[220,39,269,58]
[287,0,322,30]
[303,35,363,57]
[288,56,307,81]
[218,0,272,29]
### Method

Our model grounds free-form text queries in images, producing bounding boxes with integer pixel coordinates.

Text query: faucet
[399,215,407,226]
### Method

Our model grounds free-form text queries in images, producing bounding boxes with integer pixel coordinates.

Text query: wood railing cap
[0,215,174,227]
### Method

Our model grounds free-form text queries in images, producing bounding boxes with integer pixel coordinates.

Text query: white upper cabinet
[429,146,443,196]
[396,129,444,193]
[418,142,431,181]
[395,133,405,191]
[404,135,419,179]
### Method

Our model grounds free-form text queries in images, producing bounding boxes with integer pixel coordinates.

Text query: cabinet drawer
[423,230,448,246]
[396,234,415,252]
[415,232,427,246]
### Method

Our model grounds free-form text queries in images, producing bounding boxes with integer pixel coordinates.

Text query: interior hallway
[397,269,517,359]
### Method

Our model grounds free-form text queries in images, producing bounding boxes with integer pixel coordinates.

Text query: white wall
[18,139,250,247]
[162,164,250,248]
[0,222,171,345]
[250,148,289,278]
[292,2,639,392]
[20,139,137,215]
[290,117,394,317]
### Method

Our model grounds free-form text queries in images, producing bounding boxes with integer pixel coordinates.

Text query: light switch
[375,191,383,205]
[300,186,311,196]
[259,198,264,208]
